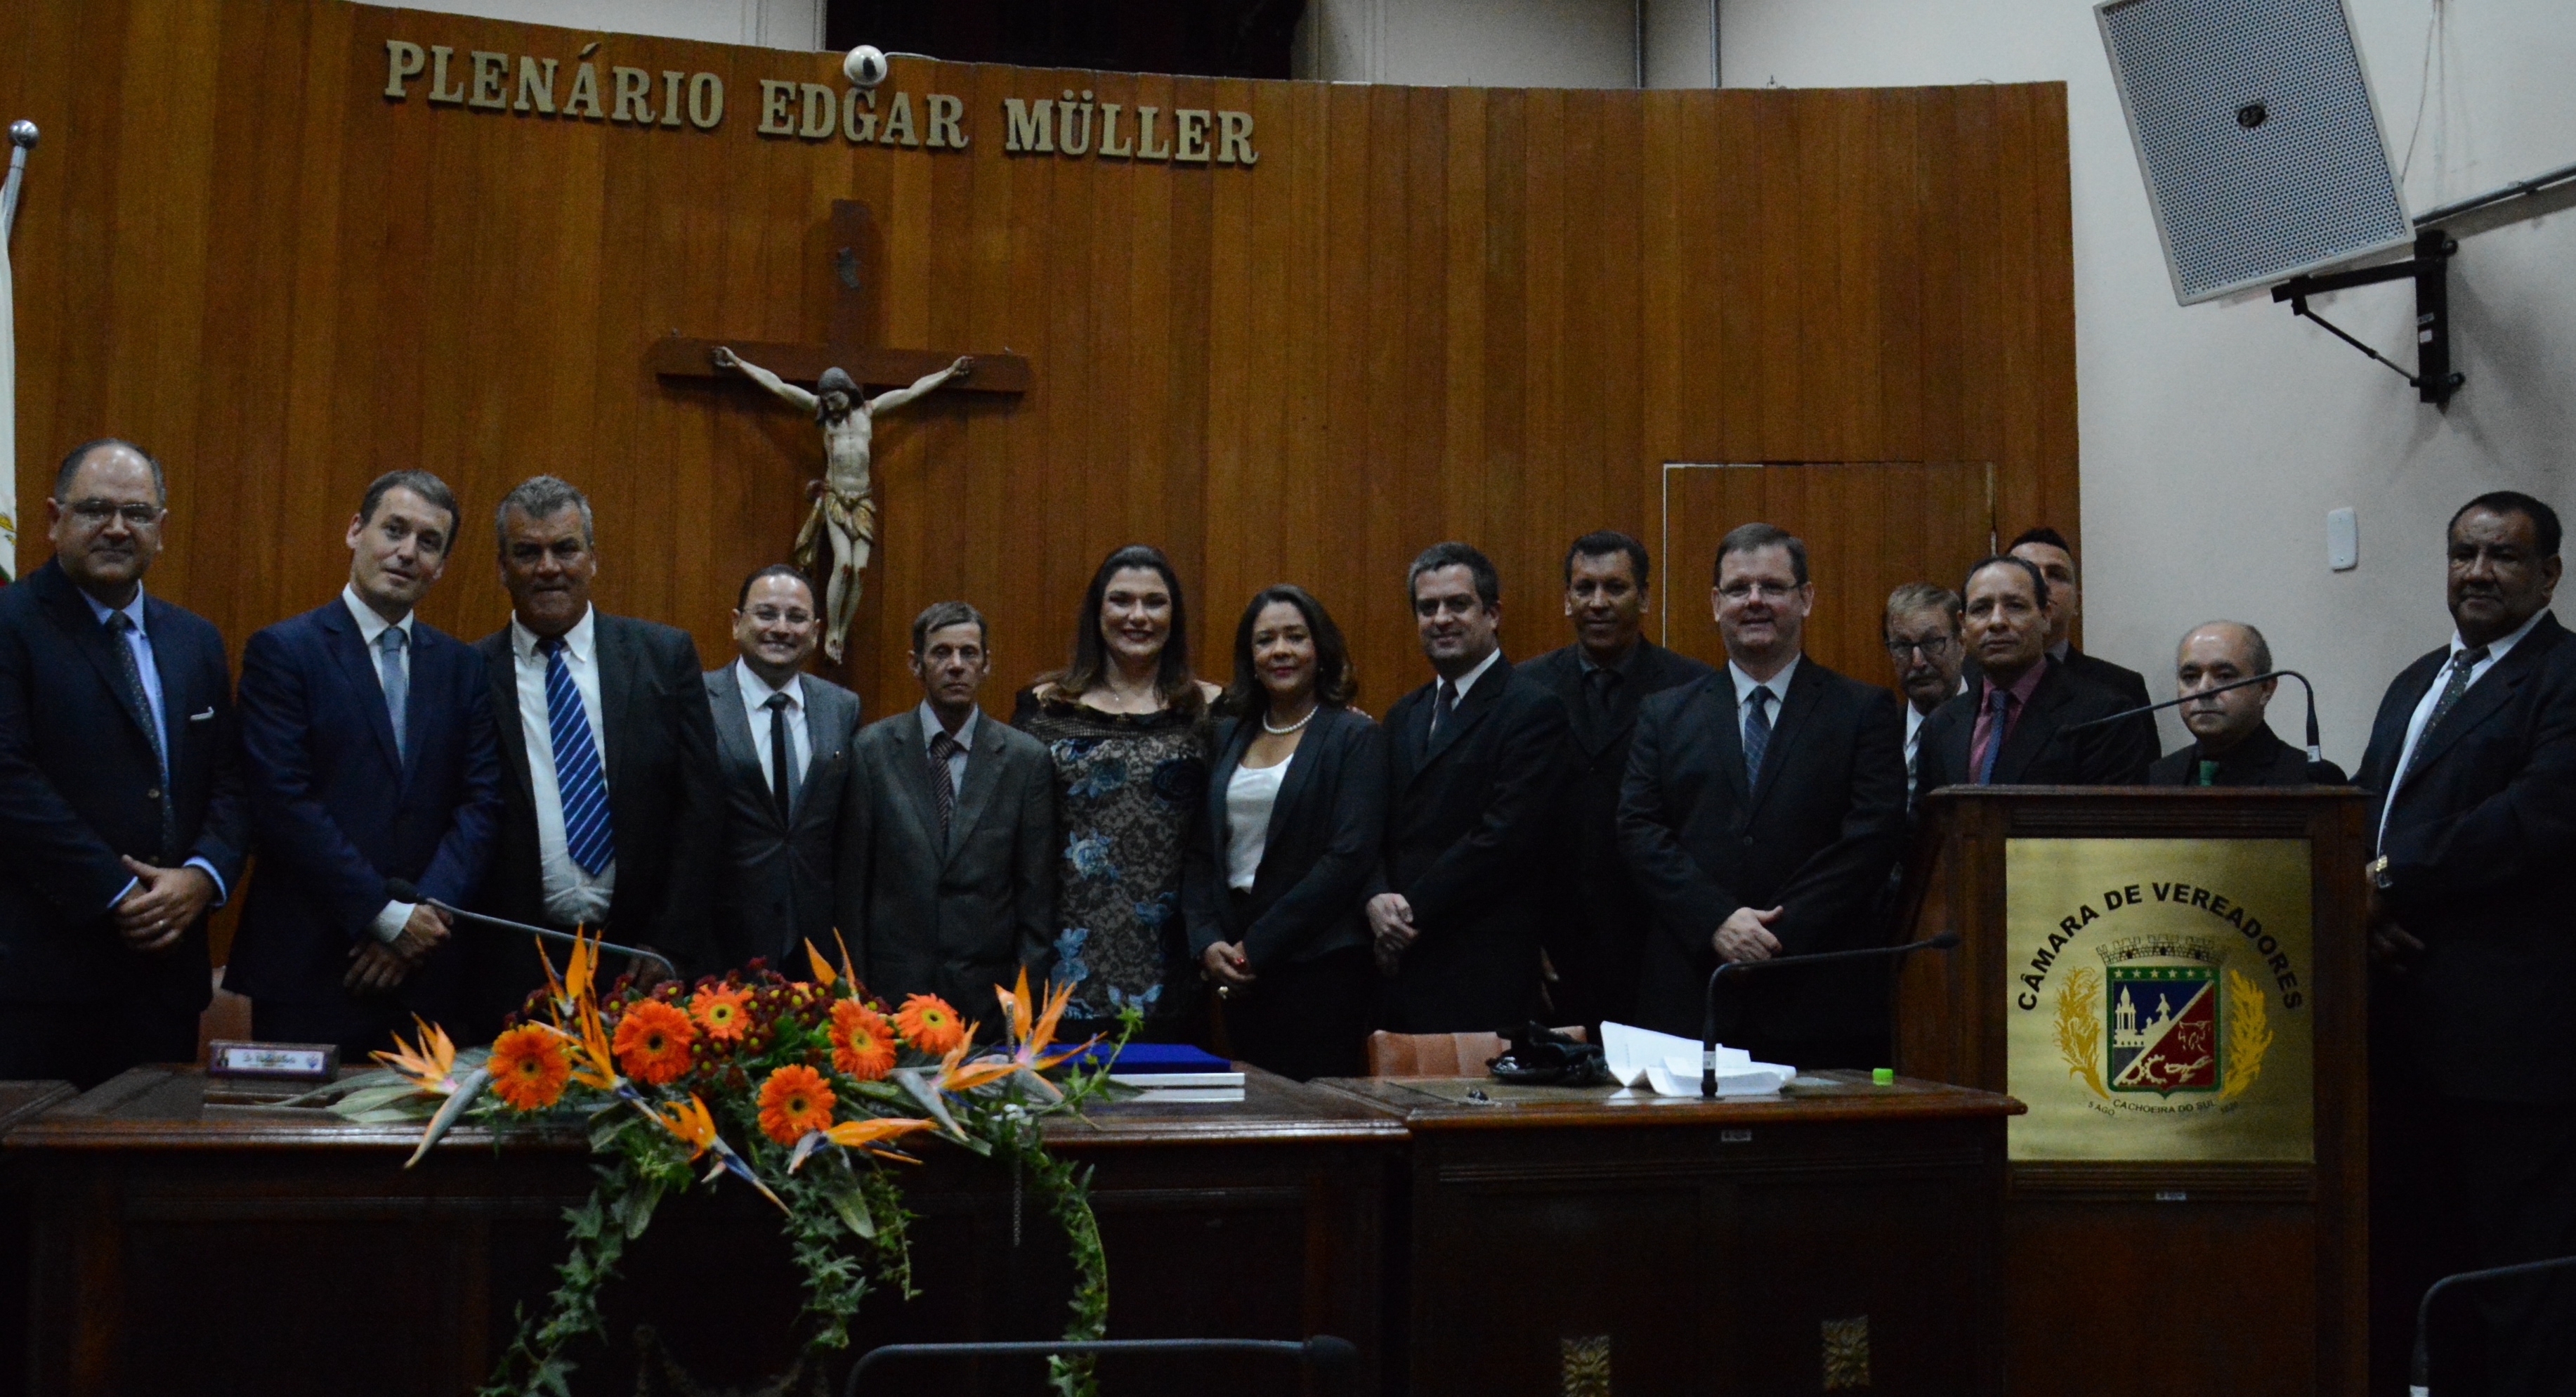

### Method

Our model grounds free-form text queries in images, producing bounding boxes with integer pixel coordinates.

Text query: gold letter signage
[2003,838,2315,1163]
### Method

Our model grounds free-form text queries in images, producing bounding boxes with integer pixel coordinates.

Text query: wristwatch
[2367,855,2393,890]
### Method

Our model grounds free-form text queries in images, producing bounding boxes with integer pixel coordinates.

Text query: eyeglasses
[1717,581,1800,602]
[1883,635,1955,659]
[66,499,166,528]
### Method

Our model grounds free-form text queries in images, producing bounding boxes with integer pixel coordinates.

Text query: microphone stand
[386,881,679,984]
[1701,933,1961,1096]
[2060,669,2325,767]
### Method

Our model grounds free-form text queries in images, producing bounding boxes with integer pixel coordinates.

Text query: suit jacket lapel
[1204,720,1253,850]
[706,665,776,829]
[594,614,635,793]
[794,682,856,826]
[944,716,1007,864]
[1995,665,2072,782]
[321,602,404,777]
[484,632,535,806]
[1424,657,1510,765]
[1746,662,1819,812]
[1702,676,1751,804]
[1264,712,1327,846]
[2398,621,2561,793]
[37,567,158,753]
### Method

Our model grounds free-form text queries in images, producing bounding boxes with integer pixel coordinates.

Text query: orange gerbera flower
[894,993,967,1055]
[757,1064,836,1145]
[612,999,698,1085]
[689,985,753,1043]
[488,1025,573,1111]
[829,999,897,1080]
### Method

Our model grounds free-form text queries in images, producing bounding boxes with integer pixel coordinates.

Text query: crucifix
[653,200,1028,662]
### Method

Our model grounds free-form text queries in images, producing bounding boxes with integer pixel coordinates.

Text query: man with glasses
[1882,583,1967,796]
[0,438,249,1086]
[1618,523,1908,1067]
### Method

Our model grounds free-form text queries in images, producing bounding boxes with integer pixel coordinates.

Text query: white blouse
[1224,754,1292,892]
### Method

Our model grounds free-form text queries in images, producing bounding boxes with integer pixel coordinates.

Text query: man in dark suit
[469,476,721,1025]
[1367,542,1572,1032]
[230,471,502,1055]
[2004,526,2152,708]
[2146,621,2345,786]
[1915,555,2157,798]
[2358,492,2576,1395]
[1884,583,1968,800]
[705,565,863,970]
[0,439,249,1086]
[1617,523,1909,1065]
[842,602,1055,1019]
[1519,530,1711,1032]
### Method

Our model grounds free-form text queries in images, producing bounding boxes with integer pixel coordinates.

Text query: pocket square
[188,708,216,722]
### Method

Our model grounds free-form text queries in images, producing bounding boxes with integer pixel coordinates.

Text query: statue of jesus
[712,346,972,662]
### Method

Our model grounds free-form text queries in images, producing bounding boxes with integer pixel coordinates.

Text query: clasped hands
[112,857,217,954]
[1713,904,1785,963]
[346,904,454,994]
[1366,893,1418,976]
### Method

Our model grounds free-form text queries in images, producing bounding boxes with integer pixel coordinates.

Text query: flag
[0,129,25,583]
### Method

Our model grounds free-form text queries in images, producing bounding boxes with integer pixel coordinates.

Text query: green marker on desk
[1872,1068,1895,1086]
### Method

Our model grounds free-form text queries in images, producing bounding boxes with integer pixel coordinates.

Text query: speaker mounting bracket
[2270,228,2461,407]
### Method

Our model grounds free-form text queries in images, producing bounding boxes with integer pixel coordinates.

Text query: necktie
[1974,688,2013,784]
[1585,665,1618,728]
[927,731,962,838]
[542,637,615,877]
[377,626,409,765]
[104,613,176,858]
[2402,645,2490,784]
[1743,686,1774,785]
[1430,679,1458,744]
[765,692,796,824]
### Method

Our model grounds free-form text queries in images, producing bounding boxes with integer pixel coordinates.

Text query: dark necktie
[1430,679,1458,745]
[104,613,176,858]
[1743,686,1774,785]
[1585,665,1619,728]
[541,637,615,877]
[765,692,796,824]
[377,627,409,765]
[1974,688,2014,784]
[927,731,962,838]
[2402,645,2490,783]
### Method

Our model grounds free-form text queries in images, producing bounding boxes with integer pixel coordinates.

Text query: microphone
[384,879,679,984]
[1701,933,1961,1096]
[2060,669,2325,767]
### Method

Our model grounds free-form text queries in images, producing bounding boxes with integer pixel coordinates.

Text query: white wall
[1642,0,1717,89]
[368,0,824,51]
[1295,0,1641,87]
[1722,0,2576,765]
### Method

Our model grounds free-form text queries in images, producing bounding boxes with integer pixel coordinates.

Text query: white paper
[1600,1020,1795,1097]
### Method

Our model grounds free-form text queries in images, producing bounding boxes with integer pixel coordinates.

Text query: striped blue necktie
[542,636,615,876]
[1743,686,1774,785]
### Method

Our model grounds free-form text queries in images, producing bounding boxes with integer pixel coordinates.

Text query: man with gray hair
[1882,581,1966,793]
[839,600,1057,1016]
[2147,621,2343,786]
[467,475,720,1023]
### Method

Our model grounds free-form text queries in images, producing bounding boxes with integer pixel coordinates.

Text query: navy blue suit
[0,558,249,1086]
[227,597,502,1053]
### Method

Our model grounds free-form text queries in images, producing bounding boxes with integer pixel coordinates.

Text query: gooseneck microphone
[2060,669,2324,767]
[1701,933,1961,1096]
[383,879,679,984]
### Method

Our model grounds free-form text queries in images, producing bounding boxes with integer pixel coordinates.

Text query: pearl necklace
[1262,706,1316,735]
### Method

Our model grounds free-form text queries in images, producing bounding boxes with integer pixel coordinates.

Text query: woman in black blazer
[1183,585,1386,1080]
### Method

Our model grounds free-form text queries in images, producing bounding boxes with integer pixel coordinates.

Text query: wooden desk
[0,1083,75,1397]
[4,1066,1399,1396]
[1322,1072,2022,1396]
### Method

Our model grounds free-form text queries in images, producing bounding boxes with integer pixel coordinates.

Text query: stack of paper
[1600,1022,1796,1098]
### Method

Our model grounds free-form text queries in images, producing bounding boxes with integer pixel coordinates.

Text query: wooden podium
[1892,788,2370,1397]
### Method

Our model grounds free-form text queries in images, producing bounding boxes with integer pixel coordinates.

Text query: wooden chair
[1365,1026,1587,1077]
[196,966,252,1063]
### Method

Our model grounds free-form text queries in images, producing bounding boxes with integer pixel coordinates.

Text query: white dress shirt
[81,584,230,914]
[511,607,615,928]
[1225,754,1292,891]
[1728,654,1802,750]
[2379,607,2550,845]
[1443,645,1505,705]
[918,700,981,792]
[736,660,812,803]
[1904,679,1966,785]
[342,585,419,942]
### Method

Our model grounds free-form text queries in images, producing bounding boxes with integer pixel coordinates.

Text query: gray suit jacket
[705,665,863,970]
[839,707,1057,1015]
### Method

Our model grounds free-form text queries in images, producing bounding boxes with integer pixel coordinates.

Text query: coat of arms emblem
[2053,935,2271,1105]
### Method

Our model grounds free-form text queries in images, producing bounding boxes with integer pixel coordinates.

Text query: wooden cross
[648,199,1031,393]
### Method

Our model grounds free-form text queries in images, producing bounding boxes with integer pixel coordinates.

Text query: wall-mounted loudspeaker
[2098,0,2412,304]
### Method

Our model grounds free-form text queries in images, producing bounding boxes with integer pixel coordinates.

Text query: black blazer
[1617,658,1909,1042]
[704,665,863,970]
[2356,613,2576,1101]
[1914,657,2156,800]
[2147,726,2345,786]
[1182,706,1387,968]
[1371,656,1573,1032]
[1966,644,2151,710]
[0,559,249,1014]
[229,597,501,1022]
[471,613,723,977]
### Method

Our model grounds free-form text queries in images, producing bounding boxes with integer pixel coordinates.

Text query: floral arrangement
[308,933,1128,1397]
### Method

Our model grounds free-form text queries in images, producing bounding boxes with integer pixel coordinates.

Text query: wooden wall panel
[0,0,2076,734]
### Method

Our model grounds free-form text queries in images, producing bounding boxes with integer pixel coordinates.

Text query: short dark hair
[1563,531,1649,587]
[911,599,989,654]
[1964,553,2049,607]
[1884,582,1963,637]
[54,438,166,505]
[1222,584,1359,719]
[2450,491,2561,558]
[495,475,594,557]
[1408,542,1501,609]
[360,469,459,539]
[1713,521,1808,587]
[736,563,814,610]
[2008,526,2072,557]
